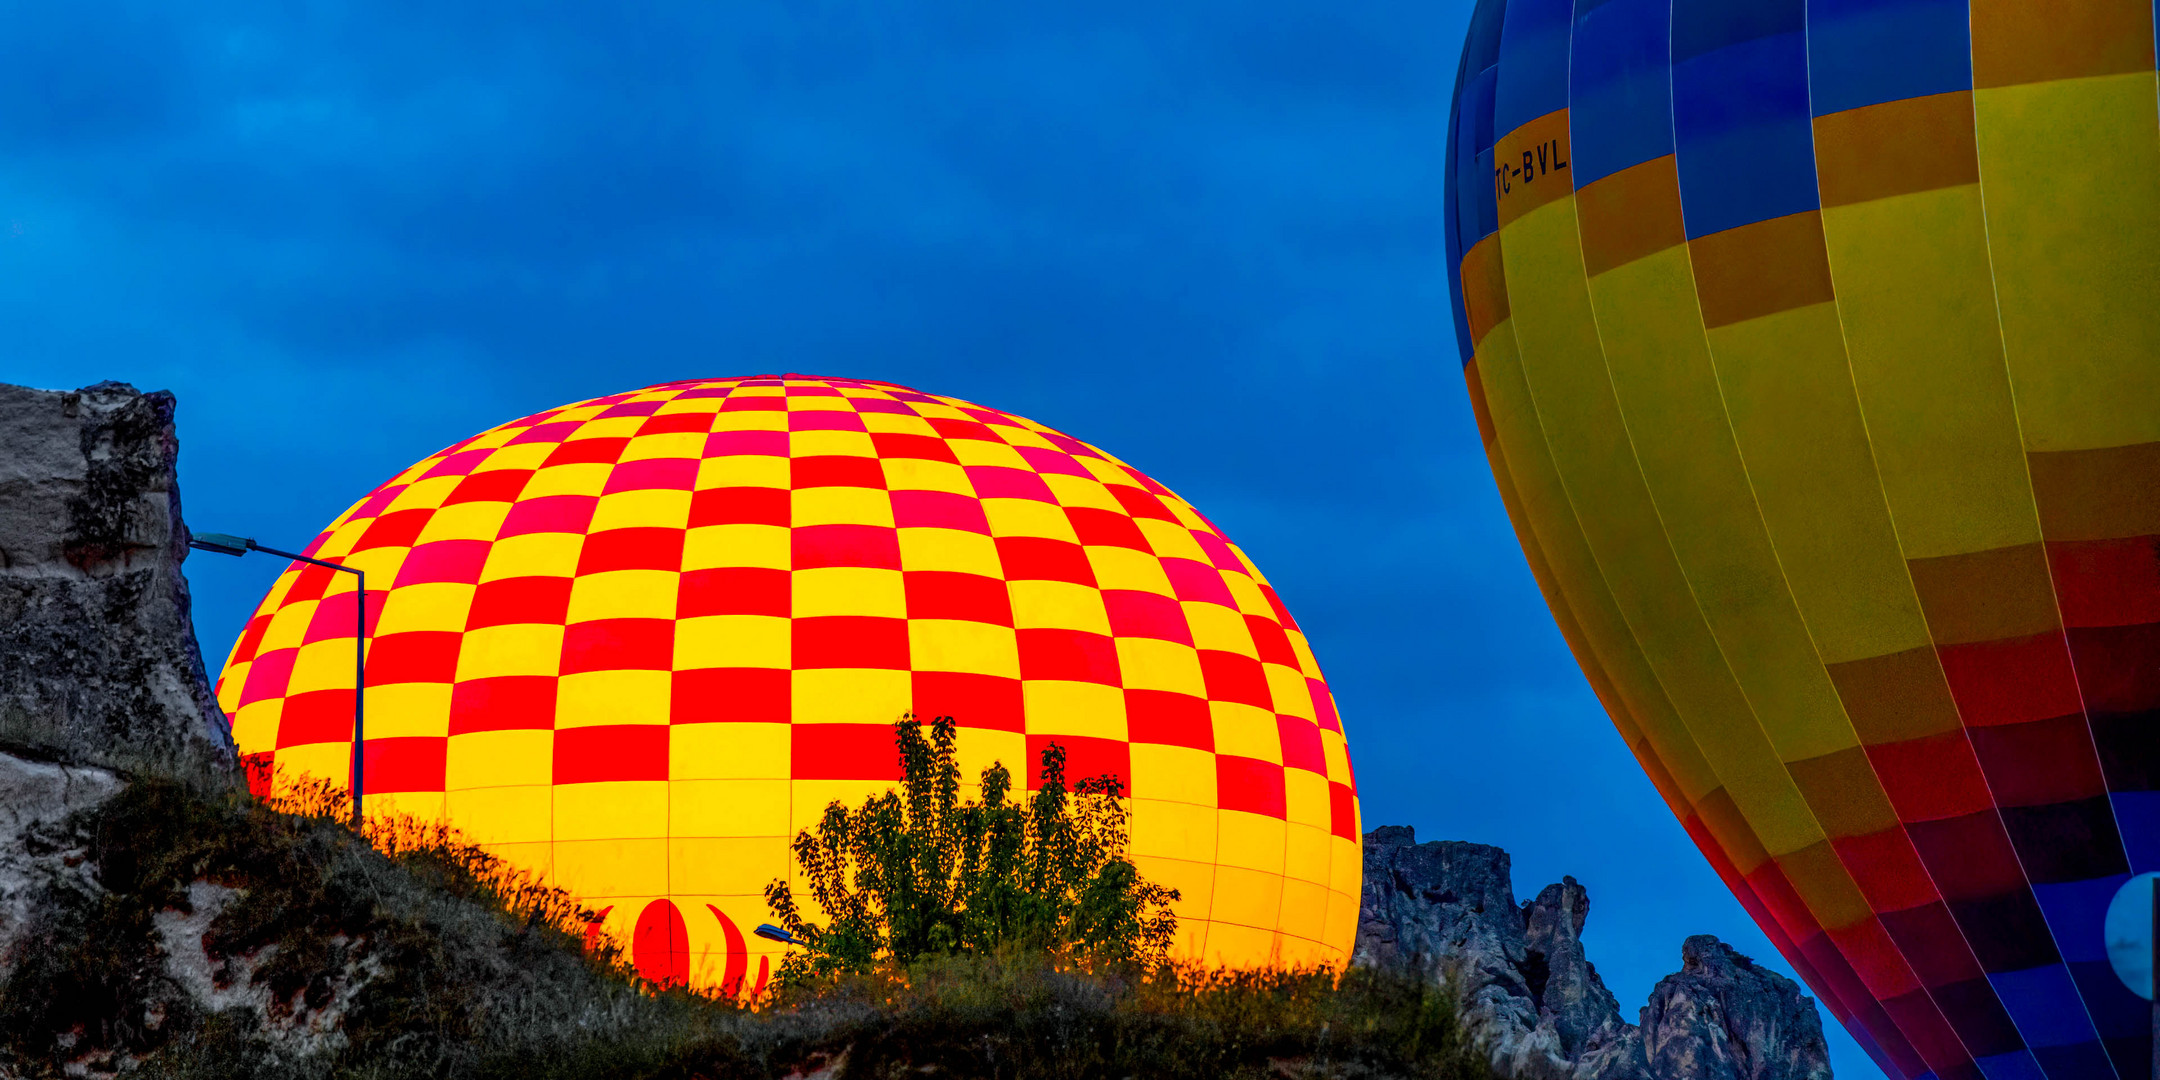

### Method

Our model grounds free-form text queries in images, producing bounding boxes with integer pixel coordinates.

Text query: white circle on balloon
[2105,872,2160,1000]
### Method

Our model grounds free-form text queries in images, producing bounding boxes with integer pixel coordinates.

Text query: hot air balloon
[1445,2,2159,1078]
[214,375,1360,989]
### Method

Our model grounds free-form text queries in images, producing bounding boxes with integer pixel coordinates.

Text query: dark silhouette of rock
[1355,826,1570,1078]
[1637,936,1833,1080]
[0,380,234,776]
[1524,877,1646,1080]
[1355,826,1830,1080]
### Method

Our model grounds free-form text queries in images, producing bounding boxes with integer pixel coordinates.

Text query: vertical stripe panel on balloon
[1667,1,1975,1076]
[1455,6,1664,790]
[1970,2,2160,1073]
[1502,39,1904,1067]
[1453,0,1511,368]
[1569,2,1979,1073]
[1454,4,1742,962]
[1512,1,1943,1064]
[1460,0,1716,821]
[1573,159,1895,1072]
[1572,0,1925,942]
[1478,0,1734,830]
[1805,2,2112,1073]
[1490,0,1797,856]
[1443,9,1476,364]
[1518,145,1954,1061]
[1502,119,1824,864]
[1973,0,2160,863]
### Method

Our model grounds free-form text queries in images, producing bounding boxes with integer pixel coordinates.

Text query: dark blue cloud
[2,5,1870,1075]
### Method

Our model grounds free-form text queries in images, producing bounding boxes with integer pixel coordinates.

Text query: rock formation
[1356,826,1832,1080]
[0,380,234,775]
[0,379,247,1008]
[1638,936,1837,1080]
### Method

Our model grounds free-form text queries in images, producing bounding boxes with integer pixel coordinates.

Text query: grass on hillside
[0,771,1491,1080]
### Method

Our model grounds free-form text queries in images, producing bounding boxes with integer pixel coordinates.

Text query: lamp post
[190,531,367,828]
[754,924,805,947]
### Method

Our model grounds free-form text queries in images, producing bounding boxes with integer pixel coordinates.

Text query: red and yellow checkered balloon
[213,375,1359,989]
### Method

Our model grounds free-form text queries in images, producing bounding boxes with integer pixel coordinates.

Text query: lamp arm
[245,542,361,577]
[246,541,367,828]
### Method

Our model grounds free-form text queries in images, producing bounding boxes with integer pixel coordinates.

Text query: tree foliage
[764,715,1180,981]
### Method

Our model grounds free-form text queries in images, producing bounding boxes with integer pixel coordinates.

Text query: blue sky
[4,4,1868,1073]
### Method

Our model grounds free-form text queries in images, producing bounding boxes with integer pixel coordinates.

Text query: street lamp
[189,531,367,828]
[754,923,803,947]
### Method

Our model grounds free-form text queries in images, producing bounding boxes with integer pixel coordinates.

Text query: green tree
[764,715,1180,981]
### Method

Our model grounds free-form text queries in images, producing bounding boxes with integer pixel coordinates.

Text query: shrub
[764,715,1181,981]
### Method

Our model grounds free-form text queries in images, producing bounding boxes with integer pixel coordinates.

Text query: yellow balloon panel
[214,376,1360,987]
[1448,1,2160,1077]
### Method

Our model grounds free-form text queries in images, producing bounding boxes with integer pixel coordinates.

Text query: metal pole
[352,570,365,829]
[2149,875,2156,1080]
[246,542,367,828]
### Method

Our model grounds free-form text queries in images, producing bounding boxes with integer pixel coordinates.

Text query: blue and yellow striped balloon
[1444,3,2160,1079]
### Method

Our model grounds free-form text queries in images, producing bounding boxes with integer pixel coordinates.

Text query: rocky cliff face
[1355,826,1832,1080]
[0,379,246,995]
[0,381,234,775]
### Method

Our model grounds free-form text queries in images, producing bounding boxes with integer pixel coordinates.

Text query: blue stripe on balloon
[1671,0,1820,238]
[1804,0,1973,116]
[2108,792,2160,873]
[1445,127,1470,361]
[1463,0,1510,133]
[2066,960,2146,1040]
[1568,0,1676,189]
[1672,0,1804,62]
[1448,0,1508,365]
[2028,1039,2120,1080]
[1990,964,2107,1050]
[1461,0,1509,247]
[1976,1050,2052,1080]
[1494,0,1576,138]
[2032,876,2130,964]
[1458,65,1503,248]
[1444,4,1476,361]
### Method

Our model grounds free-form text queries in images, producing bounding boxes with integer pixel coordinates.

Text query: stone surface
[1354,825,1569,1079]
[1355,826,1830,1080]
[0,750,121,970]
[0,380,234,776]
[154,881,369,1063]
[1636,936,1833,1080]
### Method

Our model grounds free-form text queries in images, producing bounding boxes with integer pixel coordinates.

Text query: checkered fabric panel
[214,375,1360,984]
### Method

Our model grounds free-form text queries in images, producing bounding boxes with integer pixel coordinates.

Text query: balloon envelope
[1445,2,2160,1078]
[214,376,1361,986]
